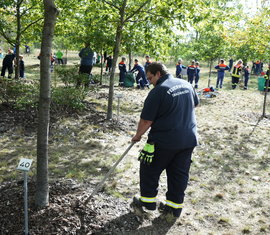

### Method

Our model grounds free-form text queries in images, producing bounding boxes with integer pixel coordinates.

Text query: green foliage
[0,78,39,110]
[51,87,87,113]
[54,65,89,87]
[0,78,88,113]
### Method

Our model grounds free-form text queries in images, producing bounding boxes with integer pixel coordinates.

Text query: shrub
[54,65,92,87]
[54,65,79,87]
[51,87,87,113]
[0,79,87,113]
[0,78,39,110]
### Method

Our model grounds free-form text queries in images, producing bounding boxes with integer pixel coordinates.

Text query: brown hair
[146,62,168,76]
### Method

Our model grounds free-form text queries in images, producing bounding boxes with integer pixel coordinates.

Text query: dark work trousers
[140,144,194,211]
[78,65,93,87]
[188,75,194,84]
[119,72,125,86]
[136,72,148,88]
[216,73,225,88]
[20,69,24,78]
[57,58,63,64]
[232,76,240,89]
[244,75,249,88]
[79,65,93,75]
[195,75,200,88]
[1,64,13,78]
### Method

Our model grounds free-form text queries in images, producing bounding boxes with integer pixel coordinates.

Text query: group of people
[38,50,64,66]
[215,59,252,90]
[251,60,264,75]
[0,48,24,79]
[176,59,201,89]
[118,55,151,89]
[79,42,270,92]
[175,58,266,90]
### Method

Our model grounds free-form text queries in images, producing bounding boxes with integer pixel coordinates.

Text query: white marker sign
[17,159,33,172]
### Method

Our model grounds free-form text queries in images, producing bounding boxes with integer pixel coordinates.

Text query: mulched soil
[0,179,145,235]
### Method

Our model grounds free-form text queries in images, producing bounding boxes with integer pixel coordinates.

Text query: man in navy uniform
[175,58,186,79]
[144,55,152,70]
[187,60,197,85]
[131,62,199,219]
[130,59,149,89]
[215,59,230,89]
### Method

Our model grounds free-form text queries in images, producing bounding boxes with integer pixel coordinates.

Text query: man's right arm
[132,118,153,142]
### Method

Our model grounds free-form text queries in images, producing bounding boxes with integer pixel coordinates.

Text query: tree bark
[128,51,132,71]
[106,0,127,120]
[100,49,104,85]
[207,59,213,88]
[14,0,22,80]
[35,0,58,208]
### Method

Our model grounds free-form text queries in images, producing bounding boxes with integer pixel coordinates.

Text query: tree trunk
[106,0,127,120]
[100,49,104,85]
[35,0,58,208]
[207,59,213,88]
[128,51,132,71]
[14,0,22,80]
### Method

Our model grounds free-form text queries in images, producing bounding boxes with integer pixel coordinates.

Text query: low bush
[54,65,93,87]
[0,78,87,113]
[0,78,39,110]
[51,87,87,113]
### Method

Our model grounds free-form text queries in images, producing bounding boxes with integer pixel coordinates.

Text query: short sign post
[17,158,33,235]
[115,93,123,122]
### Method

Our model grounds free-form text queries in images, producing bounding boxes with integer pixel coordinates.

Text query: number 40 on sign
[17,158,33,172]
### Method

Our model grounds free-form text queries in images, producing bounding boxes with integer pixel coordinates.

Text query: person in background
[19,55,25,79]
[103,51,107,64]
[255,60,261,75]
[187,60,197,85]
[97,54,101,64]
[79,42,94,75]
[175,58,186,79]
[93,52,97,65]
[131,62,199,220]
[105,55,113,73]
[231,60,243,89]
[118,57,127,87]
[130,59,149,89]
[144,55,152,70]
[264,64,270,92]
[243,65,250,90]
[251,61,255,75]
[260,61,264,73]
[25,45,30,55]
[1,49,15,78]
[0,49,3,59]
[229,58,233,72]
[194,61,200,89]
[56,50,64,65]
[50,53,55,66]
[215,59,230,89]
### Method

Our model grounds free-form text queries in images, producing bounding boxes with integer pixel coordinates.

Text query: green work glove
[138,143,155,164]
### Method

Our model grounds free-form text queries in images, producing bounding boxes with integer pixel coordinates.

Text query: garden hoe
[83,142,135,205]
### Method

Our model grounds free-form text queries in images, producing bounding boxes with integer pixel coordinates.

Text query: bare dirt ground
[0,54,270,234]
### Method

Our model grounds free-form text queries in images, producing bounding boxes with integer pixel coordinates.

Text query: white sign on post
[17,158,33,172]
